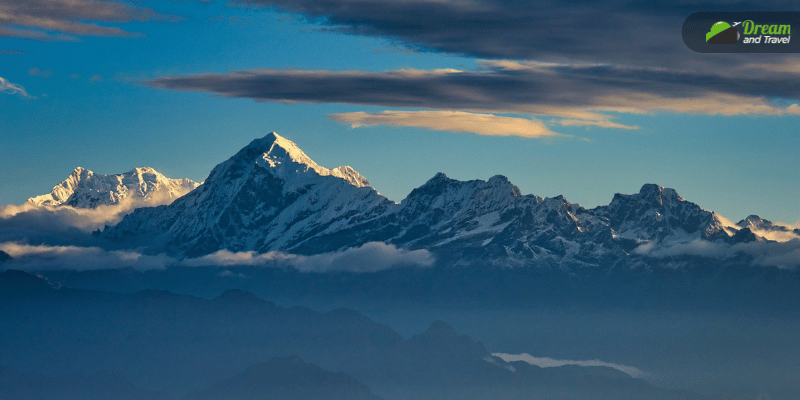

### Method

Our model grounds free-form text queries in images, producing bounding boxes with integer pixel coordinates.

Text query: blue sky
[1,0,798,224]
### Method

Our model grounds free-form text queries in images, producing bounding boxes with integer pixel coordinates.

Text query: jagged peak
[64,166,94,183]
[209,133,371,188]
[67,166,163,180]
[430,172,450,181]
[127,166,159,175]
[235,132,312,165]
[410,172,527,201]
[487,175,508,185]
[542,194,569,205]
[413,172,452,189]
[638,183,662,194]
[638,184,683,202]
[27,165,199,208]
[738,214,768,227]
[609,184,686,208]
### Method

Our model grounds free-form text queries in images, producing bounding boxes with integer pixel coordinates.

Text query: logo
[683,12,799,53]
[706,21,739,44]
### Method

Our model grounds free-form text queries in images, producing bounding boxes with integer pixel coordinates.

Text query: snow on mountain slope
[592,183,735,242]
[737,215,800,242]
[386,173,539,248]
[28,167,199,209]
[105,133,393,257]
[102,133,794,268]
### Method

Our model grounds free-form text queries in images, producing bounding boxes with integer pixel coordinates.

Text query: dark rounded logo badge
[706,21,740,44]
[684,12,800,53]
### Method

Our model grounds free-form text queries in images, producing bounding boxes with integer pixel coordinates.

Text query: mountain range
[89,132,797,269]
[7,133,800,400]
[0,269,707,400]
[28,166,199,209]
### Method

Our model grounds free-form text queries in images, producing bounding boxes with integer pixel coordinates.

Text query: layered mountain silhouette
[0,368,170,400]
[101,133,797,269]
[0,270,707,400]
[185,356,383,400]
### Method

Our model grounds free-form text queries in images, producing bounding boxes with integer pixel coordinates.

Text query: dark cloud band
[147,61,800,121]
[235,0,797,68]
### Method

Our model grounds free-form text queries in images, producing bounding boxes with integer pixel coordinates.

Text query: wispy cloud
[28,67,51,78]
[0,76,32,98]
[329,111,562,139]
[0,0,171,41]
[0,49,27,55]
[493,352,648,378]
[553,118,639,130]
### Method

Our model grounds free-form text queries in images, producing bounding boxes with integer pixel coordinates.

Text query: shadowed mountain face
[0,270,706,400]
[102,133,798,270]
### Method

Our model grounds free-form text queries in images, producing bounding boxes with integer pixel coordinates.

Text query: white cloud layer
[633,238,800,269]
[492,352,647,379]
[0,191,192,235]
[0,241,434,273]
[0,242,174,271]
[329,110,562,139]
[184,241,435,272]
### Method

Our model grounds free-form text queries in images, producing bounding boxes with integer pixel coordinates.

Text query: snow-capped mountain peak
[27,166,200,209]
[738,215,772,230]
[736,215,800,242]
[105,133,391,257]
[259,133,370,188]
[102,133,796,268]
[206,133,369,191]
[636,183,685,207]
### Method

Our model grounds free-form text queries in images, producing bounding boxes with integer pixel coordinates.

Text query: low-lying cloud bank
[634,238,800,269]
[184,242,435,272]
[493,352,647,379]
[0,241,435,273]
[0,192,193,244]
[0,242,174,271]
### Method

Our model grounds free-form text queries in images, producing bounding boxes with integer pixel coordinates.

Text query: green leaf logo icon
[706,21,739,44]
